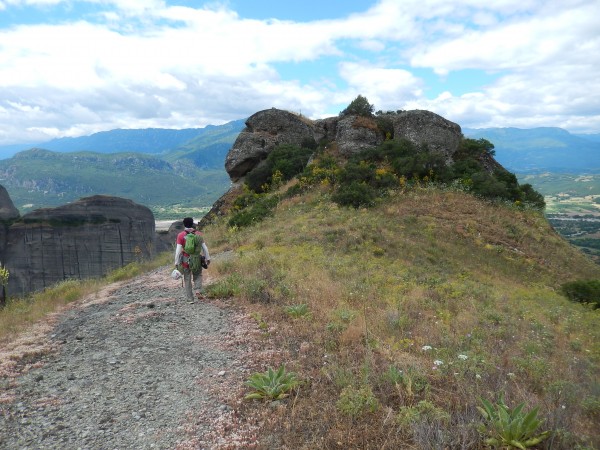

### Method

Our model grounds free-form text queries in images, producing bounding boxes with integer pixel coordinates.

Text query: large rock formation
[0,185,19,222]
[224,108,465,181]
[391,110,462,159]
[0,193,155,297]
[225,109,315,181]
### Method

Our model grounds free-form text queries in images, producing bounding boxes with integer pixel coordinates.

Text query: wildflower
[458,354,468,360]
[507,373,515,378]
[422,345,432,351]
[433,360,443,366]
[475,374,481,379]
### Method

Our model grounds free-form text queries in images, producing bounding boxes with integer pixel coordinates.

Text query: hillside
[0,149,230,216]
[463,127,600,174]
[201,184,600,449]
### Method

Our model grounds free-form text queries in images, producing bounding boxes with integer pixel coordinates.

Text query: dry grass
[204,185,600,449]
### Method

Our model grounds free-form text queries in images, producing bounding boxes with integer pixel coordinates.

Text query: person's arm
[174,243,183,266]
[201,242,210,262]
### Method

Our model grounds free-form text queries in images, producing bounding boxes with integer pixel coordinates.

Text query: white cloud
[0,0,599,144]
[338,62,423,111]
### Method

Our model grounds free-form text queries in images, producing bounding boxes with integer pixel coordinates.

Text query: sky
[0,0,599,146]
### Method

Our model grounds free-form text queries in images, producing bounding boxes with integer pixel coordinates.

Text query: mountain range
[463,127,600,173]
[0,119,597,217]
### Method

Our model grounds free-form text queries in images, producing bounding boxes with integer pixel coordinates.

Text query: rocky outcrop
[1,194,155,297]
[0,185,19,222]
[334,115,385,156]
[225,109,314,181]
[390,110,462,159]
[224,108,464,181]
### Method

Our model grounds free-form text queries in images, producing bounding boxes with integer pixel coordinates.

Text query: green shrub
[340,95,374,117]
[245,144,314,193]
[228,195,279,228]
[336,385,379,418]
[561,280,600,308]
[331,182,377,208]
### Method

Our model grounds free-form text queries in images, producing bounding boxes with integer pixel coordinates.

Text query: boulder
[225,109,314,181]
[3,195,155,296]
[391,110,462,159]
[335,115,385,156]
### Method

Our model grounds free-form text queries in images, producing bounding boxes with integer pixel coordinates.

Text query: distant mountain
[163,119,246,168]
[0,148,231,214]
[463,127,600,173]
[576,133,600,143]
[0,119,246,160]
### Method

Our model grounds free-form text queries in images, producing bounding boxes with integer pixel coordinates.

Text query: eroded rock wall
[1,194,155,297]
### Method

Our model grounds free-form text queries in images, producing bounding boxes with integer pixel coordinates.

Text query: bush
[245,144,314,193]
[332,182,377,208]
[228,195,279,228]
[561,280,600,308]
[336,385,379,418]
[340,95,375,117]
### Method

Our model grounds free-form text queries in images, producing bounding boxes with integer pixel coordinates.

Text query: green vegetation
[561,279,600,308]
[477,396,550,449]
[231,133,545,230]
[245,365,301,401]
[204,181,600,448]
[339,94,375,117]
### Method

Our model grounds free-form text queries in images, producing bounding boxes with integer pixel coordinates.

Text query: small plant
[477,395,550,449]
[205,273,242,298]
[336,385,379,418]
[396,400,450,430]
[284,303,310,318]
[245,365,300,401]
[0,262,9,307]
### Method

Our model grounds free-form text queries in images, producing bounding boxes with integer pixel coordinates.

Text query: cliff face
[0,193,155,297]
[225,108,470,181]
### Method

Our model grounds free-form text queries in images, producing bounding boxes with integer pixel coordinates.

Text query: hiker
[174,217,210,300]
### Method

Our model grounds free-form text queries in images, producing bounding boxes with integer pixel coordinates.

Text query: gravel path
[0,263,266,449]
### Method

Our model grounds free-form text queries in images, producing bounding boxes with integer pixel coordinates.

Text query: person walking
[174,217,210,300]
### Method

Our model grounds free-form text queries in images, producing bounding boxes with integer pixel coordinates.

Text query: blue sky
[0,0,599,145]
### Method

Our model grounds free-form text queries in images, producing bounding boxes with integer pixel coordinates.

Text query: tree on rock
[340,95,375,117]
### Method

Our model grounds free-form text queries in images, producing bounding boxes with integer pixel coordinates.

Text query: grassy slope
[205,185,600,449]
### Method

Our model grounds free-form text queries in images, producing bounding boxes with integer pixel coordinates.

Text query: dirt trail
[0,263,267,449]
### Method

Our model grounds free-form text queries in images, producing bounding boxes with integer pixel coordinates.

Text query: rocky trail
[0,261,271,449]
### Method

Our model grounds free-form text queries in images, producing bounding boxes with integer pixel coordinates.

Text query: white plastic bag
[171,269,182,280]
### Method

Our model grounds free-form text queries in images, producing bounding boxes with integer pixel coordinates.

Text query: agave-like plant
[283,303,310,319]
[477,395,550,449]
[245,365,301,401]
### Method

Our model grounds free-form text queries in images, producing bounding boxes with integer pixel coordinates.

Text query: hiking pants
[183,267,203,300]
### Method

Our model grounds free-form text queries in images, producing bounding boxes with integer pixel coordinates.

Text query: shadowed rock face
[1,194,155,297]
[0,185,19,221]
[224,108,465,181]
[225,109,314,181]
[391,110,462,159]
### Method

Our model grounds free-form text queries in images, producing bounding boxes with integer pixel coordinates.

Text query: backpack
[183,231,205,272]
[183,231,203,255]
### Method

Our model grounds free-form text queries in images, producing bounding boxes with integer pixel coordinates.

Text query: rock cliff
[225,108,468,181]
[0,193,155,297]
